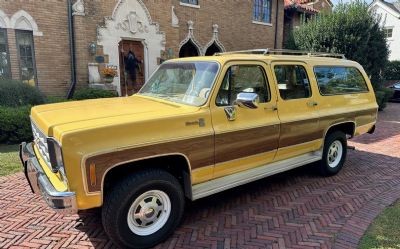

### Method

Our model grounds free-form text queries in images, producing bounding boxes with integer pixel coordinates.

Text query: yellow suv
[20,49,378,248]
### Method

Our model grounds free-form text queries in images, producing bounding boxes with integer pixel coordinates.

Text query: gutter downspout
[67,0,77,99]
[274,0,280,49]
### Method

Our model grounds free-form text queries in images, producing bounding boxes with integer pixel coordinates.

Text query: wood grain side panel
[319,108,377,135]
[85,135,214,192]
[215,125,280,164]
[279,118,322,148]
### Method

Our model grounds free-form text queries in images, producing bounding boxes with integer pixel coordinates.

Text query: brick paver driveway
[1,103,399,249]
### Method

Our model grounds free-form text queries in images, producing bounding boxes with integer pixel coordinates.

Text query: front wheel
[102,169,185,249]
[319,131,347,176]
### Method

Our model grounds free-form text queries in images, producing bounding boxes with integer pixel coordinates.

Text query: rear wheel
[102,169,184,249]
[319,131,347,176]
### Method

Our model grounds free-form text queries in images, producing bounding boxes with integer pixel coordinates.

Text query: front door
[210,61,280,179]
[119,40,145,95]
[271,62,321,161]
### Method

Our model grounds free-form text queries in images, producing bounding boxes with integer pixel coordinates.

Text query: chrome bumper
[20,142,77,214]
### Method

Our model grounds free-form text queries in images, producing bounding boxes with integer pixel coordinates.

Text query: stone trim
[252,20,273,27]
[179,20,203,56]
[10,10,42,36]
[171,6,179,28]
[179,2,200,9]
[203,24,225,55]
[0,9,10,29]
[72,0,85,16]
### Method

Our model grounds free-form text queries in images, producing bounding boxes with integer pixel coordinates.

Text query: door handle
[264,105,278,111]
[307,101,318,107]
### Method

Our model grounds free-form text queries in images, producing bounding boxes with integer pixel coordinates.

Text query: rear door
[210,60,280,179]
[271,62,321,161]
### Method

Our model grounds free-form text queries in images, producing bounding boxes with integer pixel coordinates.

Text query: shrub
[0,106,32,144]
[0,79,45,107]
[73,88,118,100]
[383,61,400,81]
[290,1,389,87]
[375,88,394,111]
[45,96,69,104]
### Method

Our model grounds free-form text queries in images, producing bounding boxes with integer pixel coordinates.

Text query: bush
[45,96,69,104]
[290,1,389,87]
[375,88,394,111]
[383,61,400,81]
[0,106,32,144]
[0,79,45,107]
[73,88,118,100]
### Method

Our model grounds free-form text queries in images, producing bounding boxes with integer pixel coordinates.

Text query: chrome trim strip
[20,142,77,214]
[192,150,322,200]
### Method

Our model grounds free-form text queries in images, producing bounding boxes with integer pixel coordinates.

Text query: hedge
[383,60,400,81]
[0,79,45,107]
[73,88,118,100]
[375,88,394,111]
[0,106,32,144]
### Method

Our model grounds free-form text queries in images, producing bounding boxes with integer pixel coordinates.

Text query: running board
[192,151,322,200]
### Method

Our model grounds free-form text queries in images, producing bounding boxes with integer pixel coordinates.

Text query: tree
[289,1,389,88]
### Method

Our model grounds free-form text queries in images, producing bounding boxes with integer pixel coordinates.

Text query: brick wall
[0,0,284,96]
[0,1,71,96]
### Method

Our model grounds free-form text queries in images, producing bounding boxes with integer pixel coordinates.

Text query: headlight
[47,138,64,173]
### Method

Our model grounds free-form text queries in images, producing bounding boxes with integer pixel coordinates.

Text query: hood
[31,95,198,138]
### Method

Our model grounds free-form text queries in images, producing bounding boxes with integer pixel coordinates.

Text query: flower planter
[104,77,114,83]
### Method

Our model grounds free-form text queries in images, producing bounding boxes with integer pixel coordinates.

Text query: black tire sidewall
[103,171,184,249]
[321,131,347,175]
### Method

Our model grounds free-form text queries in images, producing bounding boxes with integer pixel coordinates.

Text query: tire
[319,131,347,176]
[102,169,185,249]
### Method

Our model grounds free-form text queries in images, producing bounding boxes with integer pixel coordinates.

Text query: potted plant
[102,66,118,83]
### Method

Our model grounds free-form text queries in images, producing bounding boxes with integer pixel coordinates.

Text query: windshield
[139,61,220,106]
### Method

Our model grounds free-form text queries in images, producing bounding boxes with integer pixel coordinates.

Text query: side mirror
[235,92,259,109]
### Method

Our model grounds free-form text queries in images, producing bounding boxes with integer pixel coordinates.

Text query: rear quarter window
[313,66,369,95]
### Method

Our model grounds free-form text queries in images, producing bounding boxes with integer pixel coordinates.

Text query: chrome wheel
[327,140,343,168]
[127,190,171,236]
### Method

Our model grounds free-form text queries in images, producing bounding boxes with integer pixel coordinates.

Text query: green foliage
[375,88,393,111]
[358,200,400,249]
[0,79,45,107]
[73,88,118,100]
[383,60,400,80]
[291,1,389,86]
[45,96,69,104]
[0,105,32,144]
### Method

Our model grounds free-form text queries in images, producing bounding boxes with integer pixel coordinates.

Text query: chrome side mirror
[235,92,259,109]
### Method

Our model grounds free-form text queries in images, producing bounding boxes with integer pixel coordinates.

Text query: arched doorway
[97,0,165,95]
[205,42,222,56]
[179,40,199,58]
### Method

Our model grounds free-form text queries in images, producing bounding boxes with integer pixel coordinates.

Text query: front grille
[31,121,51,168]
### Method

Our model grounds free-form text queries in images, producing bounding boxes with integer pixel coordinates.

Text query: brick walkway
[1,103,399,249]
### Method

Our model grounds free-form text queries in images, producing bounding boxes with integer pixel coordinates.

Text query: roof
[371,0,400,17]
[381,0,400,14]
[284,0,320,14]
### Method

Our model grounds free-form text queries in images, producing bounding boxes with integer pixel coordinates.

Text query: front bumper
[20,142,77,214]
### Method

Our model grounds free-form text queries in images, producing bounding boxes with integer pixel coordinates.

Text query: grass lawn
[358,199,400,249]
[0,144,21,176]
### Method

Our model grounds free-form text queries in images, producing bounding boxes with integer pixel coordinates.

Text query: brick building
[283,0,332,47]
[0,0,284,96]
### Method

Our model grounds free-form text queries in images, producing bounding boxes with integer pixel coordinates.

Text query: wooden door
[119,40,145,96]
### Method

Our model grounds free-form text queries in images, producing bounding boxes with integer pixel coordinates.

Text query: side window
[16,30,37,86]
[216,65,270,106]
[314,66,369,95]
[0,28,11,79]
[274,65,311,100]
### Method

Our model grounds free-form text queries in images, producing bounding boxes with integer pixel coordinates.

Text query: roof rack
[215,48,346,59]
